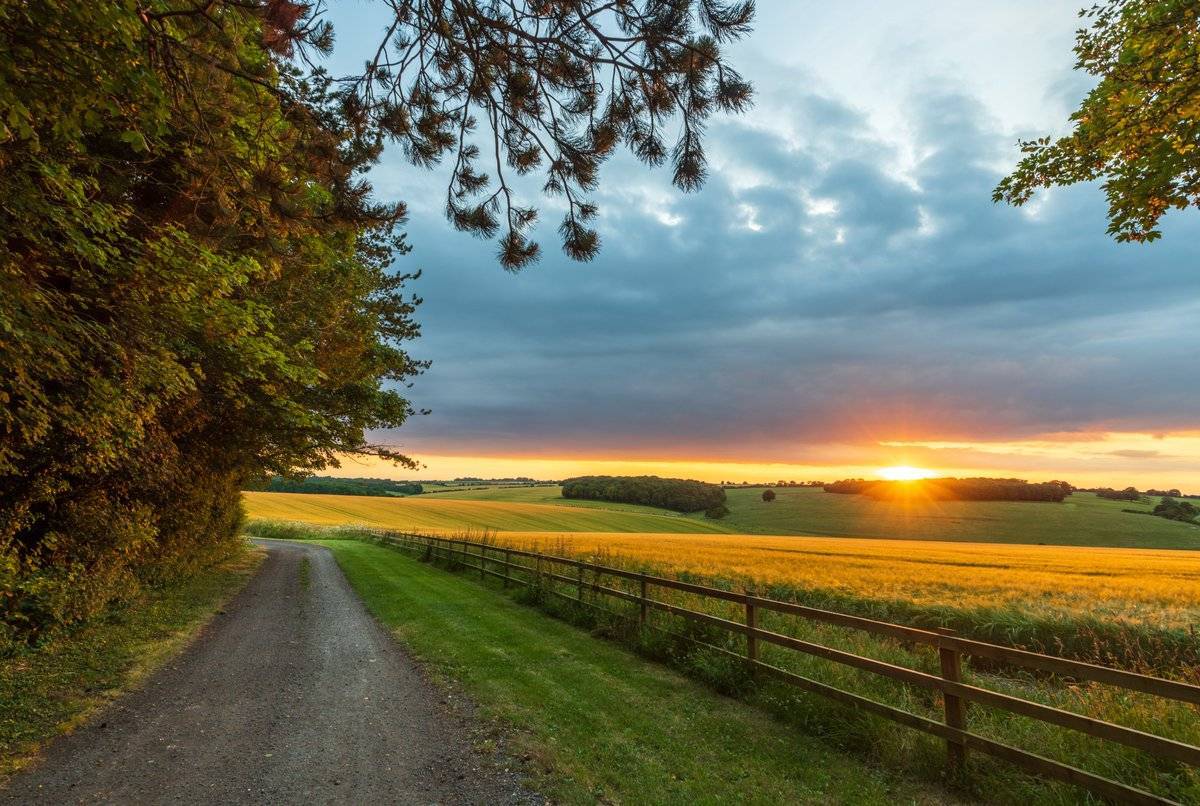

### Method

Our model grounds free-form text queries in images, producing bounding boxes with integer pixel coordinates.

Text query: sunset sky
[325,2,1200,489]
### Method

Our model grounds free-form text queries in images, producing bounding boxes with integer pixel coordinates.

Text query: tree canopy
[343,0,754,268]
[0,1,753,650]
[995,0,1200,242]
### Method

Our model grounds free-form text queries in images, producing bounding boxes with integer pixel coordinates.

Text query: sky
[320,2,1200,488]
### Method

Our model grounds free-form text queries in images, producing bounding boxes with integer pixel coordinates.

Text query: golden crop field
[242,491,729,534]
[484,531,1200,626]
[244,491,1200,626]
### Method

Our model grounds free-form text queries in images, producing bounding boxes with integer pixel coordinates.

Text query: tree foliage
[1094,486,1144,501]
[0,1,424,650]
[1151,496,1199,522]
[244,477,423,496]
[562,475,726,513]
[347,0,755,268]
[0,1,753,650]
[761,489,775,502]
[995,1,1200,242]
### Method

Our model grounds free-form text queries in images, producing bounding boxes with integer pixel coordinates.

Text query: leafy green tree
[0,1,426,646]
[0,1,753,649]
[995,1,1200,242]
[761,489,776,502]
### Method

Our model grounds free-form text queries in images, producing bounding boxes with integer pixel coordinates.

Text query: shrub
[1152,497,1200,523]
[762,489,776,502]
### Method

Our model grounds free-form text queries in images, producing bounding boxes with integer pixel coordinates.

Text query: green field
[706,487,1200,548]
[420,484,1200,549]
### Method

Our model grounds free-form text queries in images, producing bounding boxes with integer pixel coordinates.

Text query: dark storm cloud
[366,88,1200,461]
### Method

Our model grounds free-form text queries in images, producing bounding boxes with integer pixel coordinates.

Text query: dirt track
[2,539,532,805]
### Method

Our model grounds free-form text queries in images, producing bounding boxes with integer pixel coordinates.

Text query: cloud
[326,17,1200,466]
[1107,450,1168,460]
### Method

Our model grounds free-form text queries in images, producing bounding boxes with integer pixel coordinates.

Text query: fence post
[577,563,585,601]
[938,628,967,771]
[639,574,648,626]
[479,543,487,578]
[503,549,511,588]
[745,596,758,668]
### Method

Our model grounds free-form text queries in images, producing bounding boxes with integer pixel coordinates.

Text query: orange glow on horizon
[876,465,937,481]
[323,429,1200,490]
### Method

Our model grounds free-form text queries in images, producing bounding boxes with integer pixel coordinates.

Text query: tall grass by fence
[370,531,1200,805]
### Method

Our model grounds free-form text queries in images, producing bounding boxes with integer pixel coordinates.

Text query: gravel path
[2,539,532,805]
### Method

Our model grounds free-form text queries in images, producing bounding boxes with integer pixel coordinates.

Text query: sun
[876,465,936,481]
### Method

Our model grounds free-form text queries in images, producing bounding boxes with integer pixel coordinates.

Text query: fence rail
[376,531,1200,805]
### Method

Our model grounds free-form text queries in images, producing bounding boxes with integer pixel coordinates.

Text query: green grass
[321,538,951,805]
[322,533,1200,804]
[421,485,1200,549]
[0,547,261,778]
[696,488,1200,548]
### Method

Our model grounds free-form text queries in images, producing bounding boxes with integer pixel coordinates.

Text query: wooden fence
[377,531,1200,805]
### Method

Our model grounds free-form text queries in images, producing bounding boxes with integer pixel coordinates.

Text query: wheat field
[242,490,729,534]
[245,489,1200,626]
[480,531,1200,626]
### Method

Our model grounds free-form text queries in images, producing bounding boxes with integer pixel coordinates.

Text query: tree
[761,489,776,502]
[704,503,730,519]
[0,1,430,648]
[347,0,755,268]
[0,1,755,649]
[995,1,1200,242]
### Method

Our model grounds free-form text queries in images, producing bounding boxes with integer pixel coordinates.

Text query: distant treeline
[1089,486,1200,500]
[452,476,546,484]
[446,477,557,488]
[1091,487,1145,502]
[721,480,825,489]
[562,475,726,513]
[823,477,1072,502]
[244,476,423,497]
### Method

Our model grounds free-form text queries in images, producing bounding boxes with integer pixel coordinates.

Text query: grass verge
[320,537,952,805]
[0,544,262,778]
